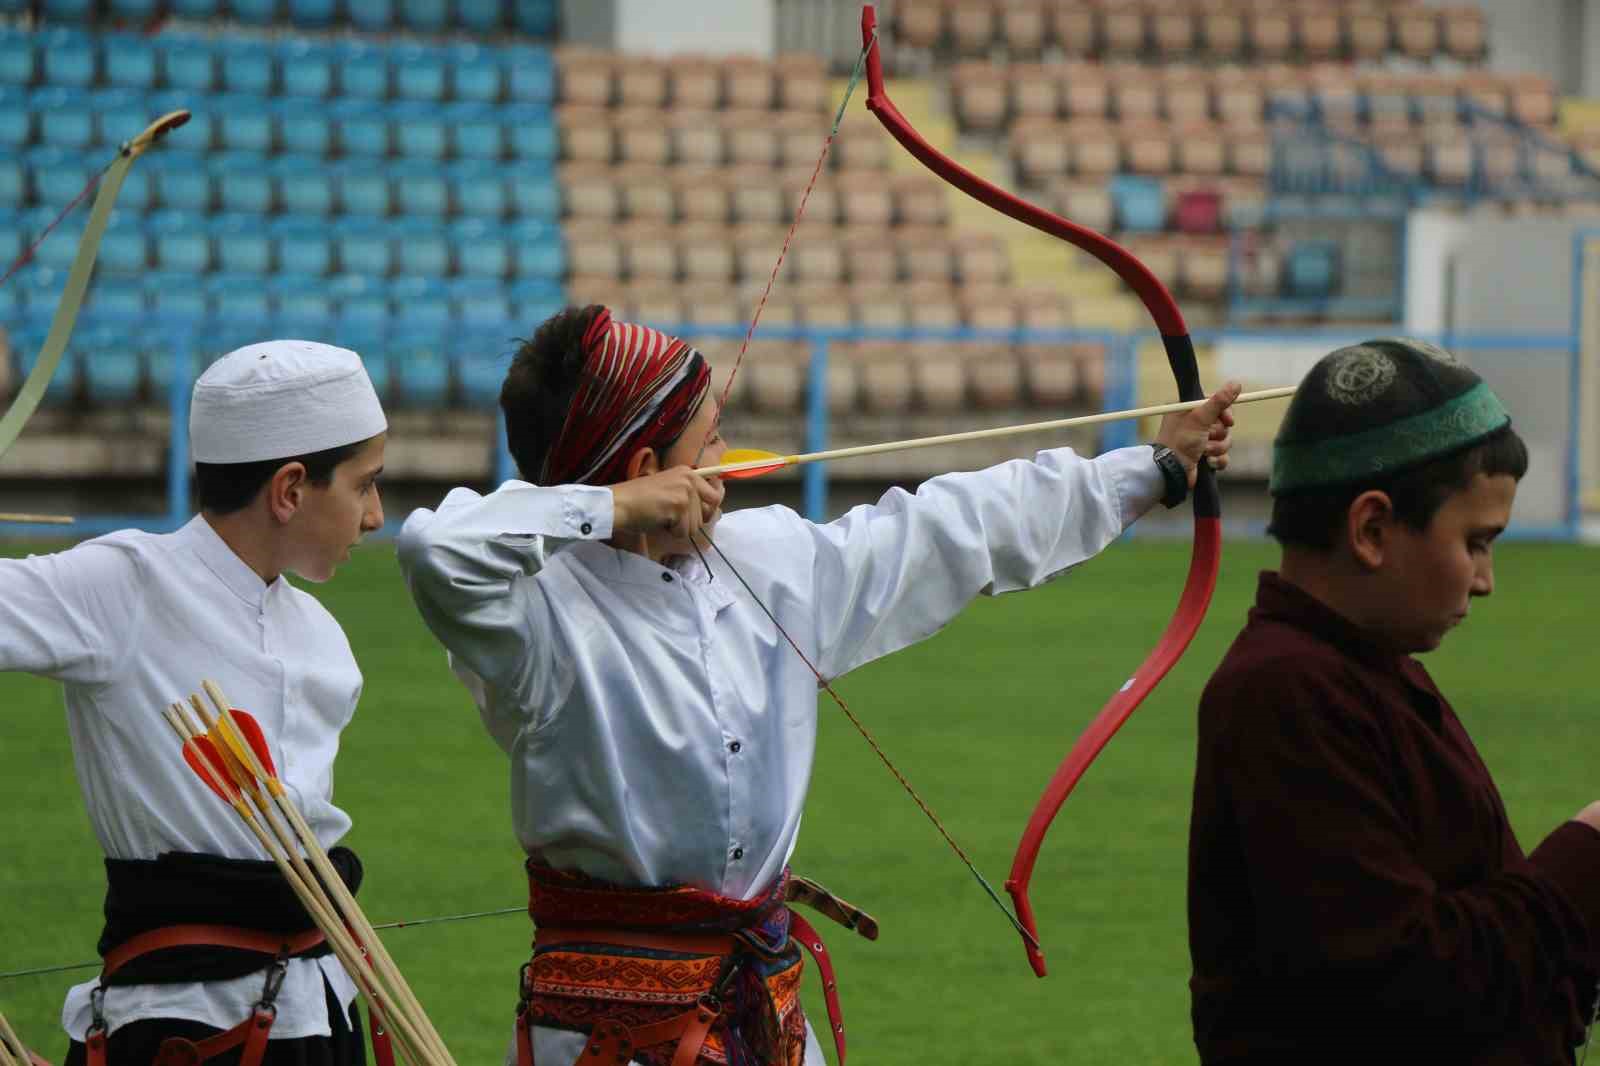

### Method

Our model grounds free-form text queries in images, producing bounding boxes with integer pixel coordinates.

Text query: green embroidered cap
[1270,338,1512,495]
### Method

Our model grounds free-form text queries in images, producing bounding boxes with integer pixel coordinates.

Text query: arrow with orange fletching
[698,386,1295,480]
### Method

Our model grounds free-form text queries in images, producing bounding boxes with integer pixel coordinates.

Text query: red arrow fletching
[183,737,240,803]
[228,709,278,776]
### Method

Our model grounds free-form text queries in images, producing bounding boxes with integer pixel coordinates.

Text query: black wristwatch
[1149,444,1188,509]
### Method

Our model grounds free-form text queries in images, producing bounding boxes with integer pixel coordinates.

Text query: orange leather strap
[101,925,324,980]
[789,913,846,1066]
[532,926,737,956]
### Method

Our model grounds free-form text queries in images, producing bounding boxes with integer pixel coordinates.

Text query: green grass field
[3,535,1598,1064]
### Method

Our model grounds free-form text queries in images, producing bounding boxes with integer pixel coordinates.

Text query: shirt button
[729,740,741,753]
[580,522,592,535]
[661,572,674,583]
[732,847,744,860]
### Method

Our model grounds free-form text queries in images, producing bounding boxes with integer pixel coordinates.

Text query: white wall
[615,0,774,57]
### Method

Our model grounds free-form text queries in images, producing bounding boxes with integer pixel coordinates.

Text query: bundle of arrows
[0,1005,45,1066]
[161,681,457,1066]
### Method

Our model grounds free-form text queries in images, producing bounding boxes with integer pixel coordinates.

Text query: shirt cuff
[1528,820,1600,939]
[1096,445,1165,526]
[562,484,613,540]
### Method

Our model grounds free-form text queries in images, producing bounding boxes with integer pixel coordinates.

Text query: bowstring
[0,161,112,288]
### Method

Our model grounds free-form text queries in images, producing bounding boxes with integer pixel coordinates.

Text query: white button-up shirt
[398,446,1161,1066]
[0,516,361,1041]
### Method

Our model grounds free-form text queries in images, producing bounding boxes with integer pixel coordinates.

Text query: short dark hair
[195,440,367,516]
[1267,424,1529,550]
[500,304,604,483]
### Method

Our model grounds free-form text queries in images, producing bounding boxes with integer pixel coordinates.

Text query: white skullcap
[190,340,388,464]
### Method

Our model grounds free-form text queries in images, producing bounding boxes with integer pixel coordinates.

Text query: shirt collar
[569,540,738,611]
[1252,571,1410,675]
[181,515,276,609]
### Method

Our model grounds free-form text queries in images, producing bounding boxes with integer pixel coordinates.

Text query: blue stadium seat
[1110,175,1166,233]
[390,276,451,328]
[0,155,25,207]
[513,0,558,37]
[393,101,448,160]
[0,284,21,319]
[230,0,281,26]
[106,0,162,20]
[80,325,144,405]
[23,205,80,270]
[509,278,563,325]
[273,155,335,216]
[271,217,333,276]
[504,47,554,105]
[279,39,335,98]
[285,0,337,28]
[450,217,509,278]
[157,37,217,94]
[449,45,502,103]
[211,213,274,274]
[149,209,213,273]
[89,89,142,148]
[149,150,214,210]
[392,220,449,278]
[216,94,277,154]
[0,33,37,88]
[393,44,447,103]
[208,272,272,324]
[395,340,451,408]
[329,273,387,326]
[451,277,510,325]
[449,161,507,218]
[91,276,148,316]
[348,0,395,32]
[330,100,389,157]
[509,171,559,219]
[16,328,80,406]
[451,104,503,160]
[170,0,223,16]
[1285,240,1340,299]
[16,266,65,316]
[220,40,276,95]
[0,208,21,266]
[455,0,504,34]
[454,347,504,408]
[144,270,211,319]
[333,160,391,217]
[333,216,393,277]
[268,272,333,319]
[99,212,150,273]
[336,43,389,101]
[149,90,215,150]
[356,344,393,400]
[42,30,96,89]
[34,87,95,150]
[0,87,32,149]
[212,152,275,214]
[398,0,449,34]
[28,147,93,209]
[102,34,160,91]
[393,162,449,217]
[117,167,156,212]
[505,108,558,162]
[42,0,95,23]
[277,101,333,157]
[508,219,565,280]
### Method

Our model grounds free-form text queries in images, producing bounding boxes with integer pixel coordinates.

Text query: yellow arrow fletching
[714,448,790,479]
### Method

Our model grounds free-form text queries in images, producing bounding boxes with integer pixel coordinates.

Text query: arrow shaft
[697,386,1294,477]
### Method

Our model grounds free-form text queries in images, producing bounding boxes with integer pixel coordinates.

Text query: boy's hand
[1156,381,1241,485]
[611,467,725,540]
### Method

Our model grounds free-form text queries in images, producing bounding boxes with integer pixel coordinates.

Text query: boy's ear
[1346,489,1394,570]
[267,461,308,525]
[624,446,659,481]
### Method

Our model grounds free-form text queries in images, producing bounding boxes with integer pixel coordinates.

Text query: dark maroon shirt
[1189,572,1600,1065]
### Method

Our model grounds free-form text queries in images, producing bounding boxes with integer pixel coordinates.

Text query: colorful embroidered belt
[516,863,877,1066]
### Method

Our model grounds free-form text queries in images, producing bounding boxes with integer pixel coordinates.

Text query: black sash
[98,848,362,984]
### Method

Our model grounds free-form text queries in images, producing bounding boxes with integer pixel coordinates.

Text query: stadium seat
[333,160,391,217]
[455,0,504,34]
[1285,239,1339,298]
[22,205,79,270]
[0,208,20,265]
[450,277,510,324]
[450,161,507,218]
[286,0,337,28]
[450,217,509,278]
[390,275,451,327]
[398,0,450,33]
[514,0,558,37]
[450,45,503,103]
[16,267,66,319]
[1174,187,1222,234]
[216,94,277,153]
[147,90,215,151]
[395,341,451,408]
[149,209,212,273]
[334,216,393,277]
[392,220,450,278]
[170,0,223,16]
[0,33,36,87]
[91,276,148,316]
[274,154,335,216]
[452,104,504,160]
[348,0,395,32]
[277,102,333,157]
[34,87,94,150]
[208,272,272,324]
[211,213,274,274]
[279,39,335,98]
[100,213,150,273]
[271,217,334,276]
[230,0,280,26]
[80,325,144,405]
[331,100,389,158]
[506,108,558,162]
[509,278,563,326]
[509,172,560,219]
[337,43,390,101]
[144,270,211,319]
[27,147,91,209]
[507,218,564,281]
[42,30,96,89]
[212,152,275,214]
[157,37,217,94]
[352,341,392,400]
[393,101,449,160]
[102,34,160,91]
[268,272,333,319]
[393,44,447,103]
[329,273,388,326]
[394,162,449,217]
[0,87,31,149]
[454,346,503,408]
[16,331,80,406]
[220,40,276,95]
[504,46,555,104]
[1110,175,1165,232]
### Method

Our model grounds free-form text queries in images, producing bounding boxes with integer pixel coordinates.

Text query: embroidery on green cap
[1271,382,1509,494]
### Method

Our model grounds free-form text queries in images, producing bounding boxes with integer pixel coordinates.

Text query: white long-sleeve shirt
[0,516,361,1041]
[398,445,1161,1066]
